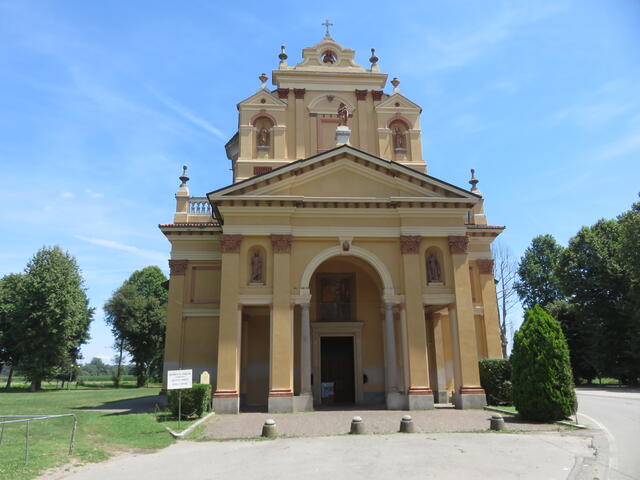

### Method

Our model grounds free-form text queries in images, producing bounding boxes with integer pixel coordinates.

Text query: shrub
[168,383,212,419]
[479,358,512,405]
[511,305,577,421]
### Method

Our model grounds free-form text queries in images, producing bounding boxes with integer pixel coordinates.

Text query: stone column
[294,89,306,159]
[272,125,286,160]
[212,235,243,414]
[431,312,449,404]
[268,235,294,413]
[448,236,486,409]
[400,236,434,410]
[477,259,503,358]
[300,303,311,394]
[384,302,405,409]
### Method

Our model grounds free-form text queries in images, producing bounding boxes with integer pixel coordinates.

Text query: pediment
[375,93,422,113]
[208,146,477,203]
[238,89,287,109]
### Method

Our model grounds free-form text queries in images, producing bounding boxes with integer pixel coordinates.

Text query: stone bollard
[262,419,277,438]
[399,415,416,433]
[490,414,505,431]
[350,416,365,435]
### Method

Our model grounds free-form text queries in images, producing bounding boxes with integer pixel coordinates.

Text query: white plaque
[167,369,193,390]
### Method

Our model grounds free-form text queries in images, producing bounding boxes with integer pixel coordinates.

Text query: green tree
[514,235,565,309]
[557,219,634,382]
[14,247,93,391]
[511,305,576,421]
[104,266,167,387]
[0,273,26,389]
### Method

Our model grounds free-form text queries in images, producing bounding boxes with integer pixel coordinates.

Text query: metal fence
[0,414,77,464]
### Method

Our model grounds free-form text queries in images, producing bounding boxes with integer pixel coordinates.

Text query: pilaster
[294,89,305,159]
[400,235,434,410]
[477,259,503,358]
[431,312,449,404]
[163,260,188,389]
[212,235,243,414]
[448,236,486,409]
[355,89,369,152]
[268,234,294,413]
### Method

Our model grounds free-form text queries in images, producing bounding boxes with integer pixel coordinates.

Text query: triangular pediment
[208,146,479,204]
[238,89,287,109]
[375,93,422,113]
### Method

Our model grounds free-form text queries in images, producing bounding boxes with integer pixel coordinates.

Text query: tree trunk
[501,289,508,357]
[4,366,14,390]
[30,378,42,392]
[115,338,124,388]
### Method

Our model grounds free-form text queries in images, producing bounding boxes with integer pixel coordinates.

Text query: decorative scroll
[448,235,469,254]
[168,259,188,276]
[271,234,293,253]
[476,259,494,275]
[400,235,421,254]
[220,234,243,253]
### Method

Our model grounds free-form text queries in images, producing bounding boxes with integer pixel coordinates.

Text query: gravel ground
[202,407,568,439]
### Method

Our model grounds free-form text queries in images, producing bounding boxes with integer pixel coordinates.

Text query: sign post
[167,369,192,430]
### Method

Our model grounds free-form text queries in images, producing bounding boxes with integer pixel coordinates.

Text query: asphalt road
[576,388,640,480]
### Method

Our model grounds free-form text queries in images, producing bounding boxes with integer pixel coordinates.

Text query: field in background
[0,387,173,480]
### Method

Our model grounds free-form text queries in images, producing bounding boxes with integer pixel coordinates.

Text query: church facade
[160,31,504,414]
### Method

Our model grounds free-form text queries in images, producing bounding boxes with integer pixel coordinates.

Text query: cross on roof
[322,19,333,39]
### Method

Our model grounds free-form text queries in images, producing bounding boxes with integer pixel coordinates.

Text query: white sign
[167,369,193,390]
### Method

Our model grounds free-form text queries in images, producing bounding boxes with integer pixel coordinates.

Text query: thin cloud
[75,235,166,263]
[146,86,227,141]
[594,129,640,162]
[85,188,104,199]
[60,191,75,198]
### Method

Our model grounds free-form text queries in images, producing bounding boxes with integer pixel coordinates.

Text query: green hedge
[512,305,577,421]
[168,383,212,419]
[479,358,512,405]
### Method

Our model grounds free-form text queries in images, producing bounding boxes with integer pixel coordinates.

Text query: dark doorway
[320,336,355,404]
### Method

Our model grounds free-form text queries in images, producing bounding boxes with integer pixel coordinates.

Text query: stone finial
[179,165,189,187]
[369,48,378,66]
[391,77,400,93]
[469,168,481,194]
[259,73,268,90]
[279,45,288,67]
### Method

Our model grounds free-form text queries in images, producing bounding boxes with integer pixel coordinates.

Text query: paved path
[203,408,565,439]
[42,432,594,480]
[576,387,640,480]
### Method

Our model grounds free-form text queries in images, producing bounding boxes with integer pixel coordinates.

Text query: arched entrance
[301,254,398,407]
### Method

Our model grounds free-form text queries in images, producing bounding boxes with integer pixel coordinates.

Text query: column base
[212,390,240,414]
[292,393,313,412]
[386,391,408,410]
[454,387,487,409]
[407,387,435,410]
[268,390,294,413]
[435,391,449,404]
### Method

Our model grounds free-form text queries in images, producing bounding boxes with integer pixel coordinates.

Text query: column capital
[277,88,289,99]
[448,235,469,254]
[271,234,293,253]
[476,259,494,274]
[220,234,243,253]
[355,89,368,100]
[400,235,421,254]
[168,259,188,275]
[293,88,306,99]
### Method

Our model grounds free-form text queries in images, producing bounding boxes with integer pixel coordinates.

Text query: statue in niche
[393,126,406,150]
[427,253,442,283]
[257,127,270,147]
[250,251,264,283]
[337,102,348,126]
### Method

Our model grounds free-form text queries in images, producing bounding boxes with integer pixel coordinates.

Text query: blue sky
[1,1,638,363]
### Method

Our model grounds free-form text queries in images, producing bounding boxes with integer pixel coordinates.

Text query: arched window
[425,247,445,285]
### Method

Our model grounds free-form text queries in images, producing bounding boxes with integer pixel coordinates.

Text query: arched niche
[252,116,274,159]
[425,247,445,286]
[247,245,267,285]
[388,118,411,162]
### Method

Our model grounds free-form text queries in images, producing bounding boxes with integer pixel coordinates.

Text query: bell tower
[226,24,427,182]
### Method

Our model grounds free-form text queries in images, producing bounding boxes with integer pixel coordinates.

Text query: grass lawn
[0,387,176,480]
[489,405,518,414]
